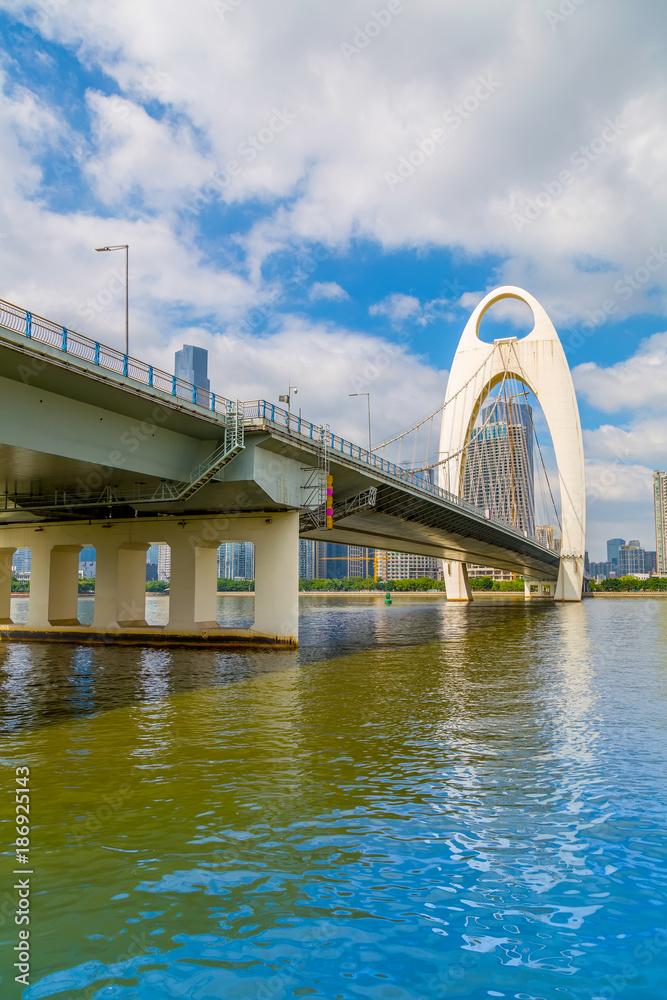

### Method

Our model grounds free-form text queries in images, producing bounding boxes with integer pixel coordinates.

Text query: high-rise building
[654,471,667,575]
[589,561,613,581]
[79,545,96,578]
[377,551,442,581]
[348,546,375,578]
[146,543,160,582]
[618,540,645,577]
[309,543,375,580]
[536,524,556,549]
[463,397,535,579]
[462,398,535,535]
[175,345,210,404]
[11,549,31,575]
[299,539,316,580]
[157,544,171,581]
[315,542,350,579]
[218,542,254,580]
[606,538,625,574]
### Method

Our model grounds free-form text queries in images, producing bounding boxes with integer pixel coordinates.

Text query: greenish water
[1,595,667,1000]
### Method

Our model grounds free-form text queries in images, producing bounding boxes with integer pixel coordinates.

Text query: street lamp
[349,392,372,453]
[278,385,298,412]
[95,244,129,357]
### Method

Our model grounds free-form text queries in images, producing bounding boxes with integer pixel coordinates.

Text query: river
[1,594,666,999]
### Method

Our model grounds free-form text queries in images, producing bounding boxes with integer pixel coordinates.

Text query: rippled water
[1,595,667,1000]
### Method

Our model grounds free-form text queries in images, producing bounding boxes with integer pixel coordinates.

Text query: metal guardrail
[0,298,552,550]
[0,297,234,417]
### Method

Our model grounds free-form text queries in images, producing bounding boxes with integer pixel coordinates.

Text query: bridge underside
[302,485,559,579]
[303,517,558,580]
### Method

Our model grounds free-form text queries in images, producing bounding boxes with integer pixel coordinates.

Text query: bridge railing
[243,400,546,546]
[0,298,235,419]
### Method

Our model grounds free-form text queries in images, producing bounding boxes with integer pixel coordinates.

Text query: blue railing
[0,297,550,550]
[0,297,233,418]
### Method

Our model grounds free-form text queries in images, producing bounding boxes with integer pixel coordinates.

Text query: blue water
[1,595,666,999]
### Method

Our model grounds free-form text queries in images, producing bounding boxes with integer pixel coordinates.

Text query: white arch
[438,286,586,602]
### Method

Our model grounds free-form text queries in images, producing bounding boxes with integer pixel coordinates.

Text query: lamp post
[349,392,372,453]
[95,244,129,357]
[278,385,298,412]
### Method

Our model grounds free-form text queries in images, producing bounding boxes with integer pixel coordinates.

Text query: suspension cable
[374,347,496,450]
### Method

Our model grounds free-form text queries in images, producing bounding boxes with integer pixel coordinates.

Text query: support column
[94,540,149,628]
[555,555,584,602]
[117,544,149,626]
[525,577,556,598]
[48,545,82,625]
[168,537,219,632]
[252,513,299,641]
[444,560,472,602]
[93,538,121,629]
[0,548,16,624]
[28,534,52,628]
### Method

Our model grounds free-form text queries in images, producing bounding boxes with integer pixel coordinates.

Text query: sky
[0,0,666,559]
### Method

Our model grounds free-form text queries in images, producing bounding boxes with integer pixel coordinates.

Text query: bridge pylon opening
[438,286,585,603]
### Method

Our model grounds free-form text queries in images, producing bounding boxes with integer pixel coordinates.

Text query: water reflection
[1,596,667,999]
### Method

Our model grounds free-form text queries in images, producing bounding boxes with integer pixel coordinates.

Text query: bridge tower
[438,286,586,602]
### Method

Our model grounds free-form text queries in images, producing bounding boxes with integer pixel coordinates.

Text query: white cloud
[2,0,665,322]
[84,90,210,209]
[309,281,349,302]
[573,331,667,413]
[369,292,421,324]
[161,315,448,447]
[584,459,656,558]
[584,421,667,467]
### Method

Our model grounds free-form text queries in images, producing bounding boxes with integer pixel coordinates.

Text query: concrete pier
[0,513,299,647]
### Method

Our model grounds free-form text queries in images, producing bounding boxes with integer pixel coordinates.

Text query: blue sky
[1,0,666,558]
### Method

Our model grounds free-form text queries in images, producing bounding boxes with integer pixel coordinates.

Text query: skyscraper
[157,544,171,581]
[654,471,667,575]
[618,540,646,577]
[377,551,442,580]
[175,345,210,404]
[536,524,556,549]
[299,539,316,580]
[606,538,625,574]
[218,542,254,580]
[315,542,349,579]
[348,546,375,578]
[79,545,96,578]
[462,398,535,535]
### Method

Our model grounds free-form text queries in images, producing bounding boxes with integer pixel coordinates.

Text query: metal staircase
[158,400,245,502]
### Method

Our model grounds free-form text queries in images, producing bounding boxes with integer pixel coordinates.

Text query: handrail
[0,297,551,550]
[0,297,233,418]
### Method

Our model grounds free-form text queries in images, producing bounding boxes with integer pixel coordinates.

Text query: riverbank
[589,590,667,597]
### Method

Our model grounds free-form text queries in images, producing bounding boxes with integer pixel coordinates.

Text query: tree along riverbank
[10,576,524,595]
[590,576,667,592]
[17,574,664,596]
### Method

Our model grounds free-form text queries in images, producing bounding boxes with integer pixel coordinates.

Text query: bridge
[0,286,584,646]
